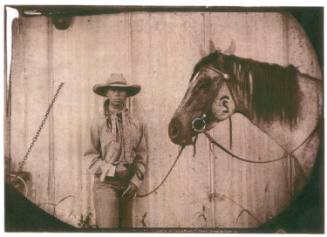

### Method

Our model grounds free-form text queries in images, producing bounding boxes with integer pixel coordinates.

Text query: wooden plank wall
[9,12,321,228]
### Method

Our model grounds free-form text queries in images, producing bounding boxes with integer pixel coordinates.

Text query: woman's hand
[122,182,138,199]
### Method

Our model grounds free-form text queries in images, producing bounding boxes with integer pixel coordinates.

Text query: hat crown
[107,73,127,85]
[93,73,141,97]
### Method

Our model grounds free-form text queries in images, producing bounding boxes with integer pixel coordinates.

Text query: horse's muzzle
[168,117,181,141]
[168,117,193,145]
[168,114,207,145]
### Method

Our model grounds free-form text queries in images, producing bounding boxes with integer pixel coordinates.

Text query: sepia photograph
[4,5,324,233]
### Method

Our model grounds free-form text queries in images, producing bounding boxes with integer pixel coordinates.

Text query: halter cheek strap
[190,66,232,133]
[206,65,238,111]
[191,65,232,134]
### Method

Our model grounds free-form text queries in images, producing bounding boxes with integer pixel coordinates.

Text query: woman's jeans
[93,176,133,228]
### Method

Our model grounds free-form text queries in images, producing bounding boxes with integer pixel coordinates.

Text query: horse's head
[169,47,302,146]
[168,52,235,146]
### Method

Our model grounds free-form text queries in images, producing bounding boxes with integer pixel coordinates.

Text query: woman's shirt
[84,108,148,188]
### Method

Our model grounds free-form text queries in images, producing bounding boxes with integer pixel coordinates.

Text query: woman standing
[84,73,148,228]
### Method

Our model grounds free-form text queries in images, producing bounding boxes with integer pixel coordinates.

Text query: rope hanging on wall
[10,83,65,195]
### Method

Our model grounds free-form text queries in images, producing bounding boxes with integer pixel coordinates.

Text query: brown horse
[168,51,322,177]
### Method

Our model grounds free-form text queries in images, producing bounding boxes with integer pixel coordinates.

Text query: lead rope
[204,131,289,164]
[136,146,185,198]
[203,117,320,166]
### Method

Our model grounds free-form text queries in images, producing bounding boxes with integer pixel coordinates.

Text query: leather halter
[191,65,230,133]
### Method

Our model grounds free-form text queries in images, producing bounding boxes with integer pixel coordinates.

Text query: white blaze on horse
[168,46,322,180]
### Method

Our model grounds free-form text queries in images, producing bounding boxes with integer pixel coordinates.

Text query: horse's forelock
[191,51,222,79]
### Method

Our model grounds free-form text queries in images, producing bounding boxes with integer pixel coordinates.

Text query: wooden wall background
[8,12,321,228]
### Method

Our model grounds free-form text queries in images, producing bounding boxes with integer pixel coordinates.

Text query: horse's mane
[192,51,301,127]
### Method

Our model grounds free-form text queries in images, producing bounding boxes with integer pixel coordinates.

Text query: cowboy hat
[93,73,141,97]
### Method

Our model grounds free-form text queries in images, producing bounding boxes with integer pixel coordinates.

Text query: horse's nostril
[170,124,178,137]
[169,118,180,139]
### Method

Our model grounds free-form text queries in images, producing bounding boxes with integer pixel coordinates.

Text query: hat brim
[93,84,141,97]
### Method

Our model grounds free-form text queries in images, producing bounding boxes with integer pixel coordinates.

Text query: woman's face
[106,87,128,107]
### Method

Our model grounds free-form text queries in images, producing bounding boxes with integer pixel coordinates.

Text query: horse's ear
[224,40,236,55]
[218,54,224,64]
[200,48,206,57]
[209,40,217,53]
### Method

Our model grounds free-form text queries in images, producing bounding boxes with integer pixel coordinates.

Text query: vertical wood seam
[204,12,216,228]
[282,13,290,66]
[22,17,28,168]
[47,17,56,206]
[5,14,12,172]
[128,12,134,226]
[283,14,294,200]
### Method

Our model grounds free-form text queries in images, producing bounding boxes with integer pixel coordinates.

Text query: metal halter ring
[192,114,207,133]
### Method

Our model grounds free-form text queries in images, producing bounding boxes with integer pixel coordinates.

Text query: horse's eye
[197,79,211,90]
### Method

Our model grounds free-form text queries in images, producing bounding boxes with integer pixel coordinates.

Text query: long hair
[103,99,112,129]
[192,51,301,127]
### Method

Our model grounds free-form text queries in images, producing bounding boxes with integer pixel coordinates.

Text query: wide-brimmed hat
[93,73,141,97]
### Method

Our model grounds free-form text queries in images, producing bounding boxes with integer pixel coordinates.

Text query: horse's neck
[233,73,322,152]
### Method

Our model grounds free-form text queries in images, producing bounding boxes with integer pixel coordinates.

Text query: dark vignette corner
[4,5,324,233]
